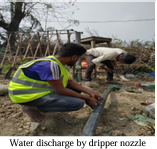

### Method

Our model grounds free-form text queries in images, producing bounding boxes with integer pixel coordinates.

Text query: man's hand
[104,67,113,73]
[100,66,113,73]
[85,98,101,109]
[89,91,104,101]
[114,66,120,72]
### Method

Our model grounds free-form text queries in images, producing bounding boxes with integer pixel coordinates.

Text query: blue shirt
[23,61,61,81]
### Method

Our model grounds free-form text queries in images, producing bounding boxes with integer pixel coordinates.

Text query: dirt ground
[0,72,155,136]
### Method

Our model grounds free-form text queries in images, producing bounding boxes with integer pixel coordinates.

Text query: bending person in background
[8,43,103,122]
[85,47,136,87]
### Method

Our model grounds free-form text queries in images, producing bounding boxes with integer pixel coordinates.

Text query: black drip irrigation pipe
[81,86,114,136]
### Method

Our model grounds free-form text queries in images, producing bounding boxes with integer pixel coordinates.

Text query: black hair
[56,43,86,57]
[123,55,136,64]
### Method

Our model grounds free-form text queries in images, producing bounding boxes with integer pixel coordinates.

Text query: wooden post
[5,33,23,79]
[28,32,34,58]
[5,33,12,60]
[38,32,43,57]
[33,32,43,60]
[91,40,97,78]
[67,30,71,43]
[49,32,53,55]
[52,31,60,56]
[16,32,23,60]
[107,41,112,47]
[0,35,12,73]
[23,33,34,59]
[56,30,61,50]
[45,31,49,56]
[0,47,8,72]
[91,40,95,48]
[45,31,53,56]
[75,31,82,82]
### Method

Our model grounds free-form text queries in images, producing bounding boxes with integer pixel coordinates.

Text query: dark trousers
[20,93,84,112]
[85,54,114,81]
[20,87,83,112]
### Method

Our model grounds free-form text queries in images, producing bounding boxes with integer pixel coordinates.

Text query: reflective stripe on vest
[11,69,51,89]
[8,89,51,95]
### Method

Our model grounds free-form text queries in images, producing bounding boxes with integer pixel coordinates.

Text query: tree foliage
[111,35,155,49]
[0,1,78,46]
[0,2,77,32]
[84,26,100,37]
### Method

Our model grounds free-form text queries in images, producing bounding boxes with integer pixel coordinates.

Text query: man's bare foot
[21,106,45,122]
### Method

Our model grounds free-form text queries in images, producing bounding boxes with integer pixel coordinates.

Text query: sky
[64,2,155,42]
[0,1,155,43]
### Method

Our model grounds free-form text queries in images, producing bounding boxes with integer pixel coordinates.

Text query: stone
[0,109,5,113]
[8,109,14,112]
[104,126,113,133]
[125,74,135,78]
[23,125,30,129]
[0,84,8,95]
[18,128,23,131]
[131,107,138,111]
[30,122,40,132]
[6,112,11,115]
[143,103,155,119]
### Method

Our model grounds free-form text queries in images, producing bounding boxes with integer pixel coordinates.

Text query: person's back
[85,47,136,87]
[86,47,127,61]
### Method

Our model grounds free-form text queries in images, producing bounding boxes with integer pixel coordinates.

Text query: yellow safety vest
[8,56,70,103]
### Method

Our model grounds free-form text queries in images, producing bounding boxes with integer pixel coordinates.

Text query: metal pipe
[75,31,82,82]
[81,86,114,136]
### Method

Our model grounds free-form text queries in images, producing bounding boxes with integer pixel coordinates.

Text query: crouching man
[8,43,102,122]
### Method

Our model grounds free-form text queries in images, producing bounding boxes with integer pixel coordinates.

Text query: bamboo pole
[5,33,12,60]
[16,32,23,60]
[5,33,23,79]
[38,32,43,57]
[56,30,61,50]
[23,33,34,59]
[67,30,71,43]
[52,31,60,56]
[28,32,34,58]
[75,31,81,82]
[45,31,53,56]
[0,34,12,73]
[33,32,43,60]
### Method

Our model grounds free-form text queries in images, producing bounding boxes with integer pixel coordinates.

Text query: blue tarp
[150,72,155,77]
